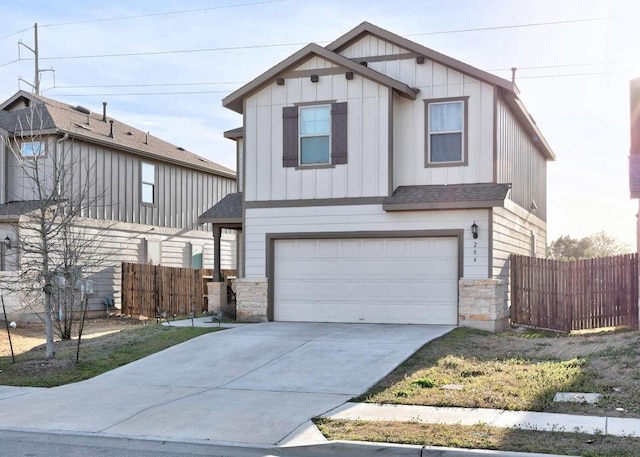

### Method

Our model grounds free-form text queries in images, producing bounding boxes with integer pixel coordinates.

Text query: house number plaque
[473,241,477,262]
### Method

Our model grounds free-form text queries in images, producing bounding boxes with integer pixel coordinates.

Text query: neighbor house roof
[222,42,418,114]
[0,91,236,179]
[199,192,243,224]
[0,200,48,221]
[383,183,512,211]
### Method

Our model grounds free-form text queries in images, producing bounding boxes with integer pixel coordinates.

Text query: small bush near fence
[511,253,638,332]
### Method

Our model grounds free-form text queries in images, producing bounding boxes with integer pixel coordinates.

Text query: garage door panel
[274,237,458,325]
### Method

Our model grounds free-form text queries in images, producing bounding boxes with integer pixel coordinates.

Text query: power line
[0,59,21,69]
[54,90,232,97]
[489,62,609,72]
[0,26,32,41]
[49,69,629,97]
[405,16,615,36]
[518,71,623,79]
[35,15,623,62]
[40,41,311,60]
[40,0,286,27]
[53,81,245,89]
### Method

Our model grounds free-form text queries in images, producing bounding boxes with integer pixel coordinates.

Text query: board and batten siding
[244,59,390,202]
[6,136,236,230]
[382,61,494,187]
[243,205,489,280]
[496,95,548,221]
[237,138,244,193]
[336,36,495,188]
[339,35,412,59]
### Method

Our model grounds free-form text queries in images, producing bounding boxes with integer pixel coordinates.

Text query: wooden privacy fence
[121,263,236,319]
[511,254,639,331]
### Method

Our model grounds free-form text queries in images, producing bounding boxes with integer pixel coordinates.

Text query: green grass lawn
[0,324,220,387]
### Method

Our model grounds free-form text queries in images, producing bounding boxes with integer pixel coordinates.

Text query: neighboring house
[629,77,640,252]
[0,90,236,318]
[202,22,554,331]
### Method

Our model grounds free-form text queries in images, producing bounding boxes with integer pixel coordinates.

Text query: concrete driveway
[0,322,452,445]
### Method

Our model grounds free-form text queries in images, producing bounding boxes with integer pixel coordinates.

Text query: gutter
[53,128,237,181]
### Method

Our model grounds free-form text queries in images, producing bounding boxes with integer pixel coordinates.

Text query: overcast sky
[1,0,638,248]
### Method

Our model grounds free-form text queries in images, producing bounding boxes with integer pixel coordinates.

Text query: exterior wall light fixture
[2,236,11,250]
[471,222,478,239]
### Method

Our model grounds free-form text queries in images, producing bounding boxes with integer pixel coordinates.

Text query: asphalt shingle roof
[0,92,235,178]
[0,200,46,217]
[199,192,242,222]
[383,183,511,210]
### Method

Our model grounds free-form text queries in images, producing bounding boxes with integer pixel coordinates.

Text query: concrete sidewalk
[318,402,640,438]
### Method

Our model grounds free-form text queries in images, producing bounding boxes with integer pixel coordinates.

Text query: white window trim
[425,97,468,168]
[141,162,156,205]
[298,104,331,166]
[20,140,45,158]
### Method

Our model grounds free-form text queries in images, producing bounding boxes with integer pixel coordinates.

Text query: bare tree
[2,100,111,358]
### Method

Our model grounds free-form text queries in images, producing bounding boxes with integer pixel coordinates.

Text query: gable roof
[0,91,236,178]
[222,43,418,114]
[327,21,519,94]
[328,22,554,161]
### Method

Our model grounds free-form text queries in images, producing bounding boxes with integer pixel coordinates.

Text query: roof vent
[102,102,107,122]
[177,146,185,151]
[109,120,114,139]
[125,131,133,136]
[75,105,90,114]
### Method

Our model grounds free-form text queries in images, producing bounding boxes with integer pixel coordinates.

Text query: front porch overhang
[199,192,243,282]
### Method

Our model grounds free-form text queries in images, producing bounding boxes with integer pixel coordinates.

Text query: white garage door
[273,237,458,325]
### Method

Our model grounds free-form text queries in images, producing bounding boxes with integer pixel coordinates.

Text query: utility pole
[18,23,52,95]
[34,23,39,94]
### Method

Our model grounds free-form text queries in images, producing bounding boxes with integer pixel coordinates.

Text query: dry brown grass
[355,327,640,418]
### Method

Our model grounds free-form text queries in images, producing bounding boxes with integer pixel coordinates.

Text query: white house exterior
[0,91,236,319]
[204,22,554,331]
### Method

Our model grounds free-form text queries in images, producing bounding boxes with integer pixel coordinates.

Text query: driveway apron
[0,322,452,445]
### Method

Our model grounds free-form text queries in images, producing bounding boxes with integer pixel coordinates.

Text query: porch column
[213,225,222,282]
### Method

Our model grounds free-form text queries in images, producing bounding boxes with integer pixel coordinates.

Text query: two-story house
[203,22,554,331]
[0,91,236,318]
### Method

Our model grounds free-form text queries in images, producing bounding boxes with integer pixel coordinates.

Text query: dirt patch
[0,317,143,357]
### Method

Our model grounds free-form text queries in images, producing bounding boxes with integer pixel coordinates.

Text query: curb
[289,440,575,457]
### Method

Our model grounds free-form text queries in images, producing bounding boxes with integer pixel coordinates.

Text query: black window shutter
[282,106,299,167]
[331,102,348,165]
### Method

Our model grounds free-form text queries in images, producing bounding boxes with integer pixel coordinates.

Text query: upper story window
[141,162,156,204]
[425,97,468,167]
[21,140,45,157]
[299,105,331,165]
[282,102,347,168]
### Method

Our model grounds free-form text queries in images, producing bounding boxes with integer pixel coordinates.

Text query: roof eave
[326,21,518,94]
[383,199,506,212]
[222,42,417,114]
[55,129,237,180]
[499,89,556,161]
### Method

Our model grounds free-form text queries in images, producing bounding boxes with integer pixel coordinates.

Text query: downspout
[55,133,69,198]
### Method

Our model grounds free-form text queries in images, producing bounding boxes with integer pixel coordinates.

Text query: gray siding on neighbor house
[495,95,548,221]
[6,136,236,230]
